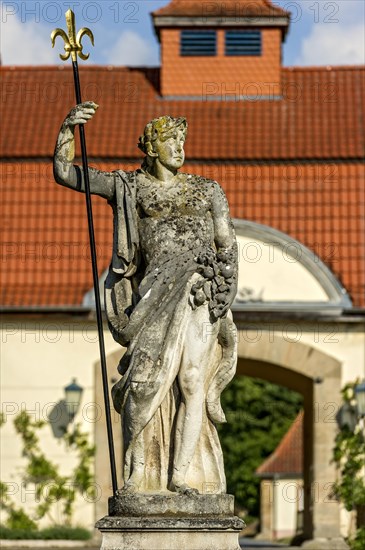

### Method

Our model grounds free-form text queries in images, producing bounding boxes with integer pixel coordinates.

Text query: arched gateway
[236,336,341,539]
[232,220,351,541]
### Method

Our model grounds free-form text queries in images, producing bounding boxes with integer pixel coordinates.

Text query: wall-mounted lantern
[338,379,365,430]
[354,380,365,418]
[64,378,83,422]
[48,378,84,438]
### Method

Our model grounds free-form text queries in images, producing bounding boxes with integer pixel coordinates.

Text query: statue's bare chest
[135,173,212,219]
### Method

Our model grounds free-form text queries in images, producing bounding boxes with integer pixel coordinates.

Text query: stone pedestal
[96,493,244,550]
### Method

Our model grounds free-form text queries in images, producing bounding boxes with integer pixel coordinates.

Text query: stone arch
[236,332,342,540]
[233,219,352,313]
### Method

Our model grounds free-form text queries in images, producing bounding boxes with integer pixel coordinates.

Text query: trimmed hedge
[0,525,91,540]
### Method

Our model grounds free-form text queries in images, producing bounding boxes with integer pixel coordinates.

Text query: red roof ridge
[0,65,62,71]
[1,64,363,74]
[0,65,365,73]
[256,412,303,476]
[153,0,290,18]
[0,65,159,72]
[283,65,365,72]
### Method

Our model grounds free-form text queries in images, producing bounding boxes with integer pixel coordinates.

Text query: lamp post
[64,378,83,422]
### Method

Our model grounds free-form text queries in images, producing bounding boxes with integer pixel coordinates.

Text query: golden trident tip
[51,9,94,62]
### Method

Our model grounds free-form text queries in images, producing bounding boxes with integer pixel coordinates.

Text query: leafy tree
[0,411,95,529]
[332,381,365,550]
[218,376,303,518]
[0,481,38,531]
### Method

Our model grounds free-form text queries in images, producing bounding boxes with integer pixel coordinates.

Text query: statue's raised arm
[53,101,115,200]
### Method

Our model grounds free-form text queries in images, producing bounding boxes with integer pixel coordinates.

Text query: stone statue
[54,101,238,497]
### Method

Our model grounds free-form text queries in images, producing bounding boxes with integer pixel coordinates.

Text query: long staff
[51,9,118,495]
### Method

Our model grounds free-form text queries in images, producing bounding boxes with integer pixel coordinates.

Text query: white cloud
[0,4,58,65]
[105,30,157,66]
[334,1,365,24]
[295,22,365,66]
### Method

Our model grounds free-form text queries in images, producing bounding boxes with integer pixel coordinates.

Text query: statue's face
[152,126,186,171]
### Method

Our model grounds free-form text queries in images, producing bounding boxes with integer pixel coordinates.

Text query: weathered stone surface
[96,515,244,530]
[98,532,242,550]
[55,106,244,549]
[54,108,239,496]
[96,514,244,550]
[108,492,235,517]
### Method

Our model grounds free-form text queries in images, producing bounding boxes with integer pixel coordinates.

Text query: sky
[1,0,364,67]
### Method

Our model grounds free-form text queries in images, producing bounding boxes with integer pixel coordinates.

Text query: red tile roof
[1,65,364,161]
[153,0,289,18]
[1,65,364,308]
[1,161,114,307]
[1,161,364,308]
[256,413,303,476]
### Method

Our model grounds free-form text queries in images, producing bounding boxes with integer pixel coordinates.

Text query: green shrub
[0,526,38,540]
[1,509,38,531]
[332,382,365,550]
[0,411,95,528]
[38,525,91,540]
[349,527,365,550]
[0,525,91,540]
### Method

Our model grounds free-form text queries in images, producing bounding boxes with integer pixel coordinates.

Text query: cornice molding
[153,16,289,28]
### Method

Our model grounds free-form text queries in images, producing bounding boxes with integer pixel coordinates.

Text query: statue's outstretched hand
[54,101,100,186]
[64,101,99,128]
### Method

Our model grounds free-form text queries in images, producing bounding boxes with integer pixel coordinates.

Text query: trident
[51,10,118,495]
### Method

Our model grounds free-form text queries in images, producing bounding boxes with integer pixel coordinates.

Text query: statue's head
[138,116,188,171]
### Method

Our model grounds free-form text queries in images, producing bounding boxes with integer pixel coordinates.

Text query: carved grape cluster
[191,249,235,319]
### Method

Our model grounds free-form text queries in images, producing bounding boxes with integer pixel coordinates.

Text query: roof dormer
[152,0,290,98]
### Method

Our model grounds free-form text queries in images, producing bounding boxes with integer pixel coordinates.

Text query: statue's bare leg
[171,376,204,495]
[171,305,218,495]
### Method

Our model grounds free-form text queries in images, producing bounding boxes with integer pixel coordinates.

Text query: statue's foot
[171,481,199,496]
[119,481,138,494]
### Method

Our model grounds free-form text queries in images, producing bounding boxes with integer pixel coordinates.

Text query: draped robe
[77,168,238,493]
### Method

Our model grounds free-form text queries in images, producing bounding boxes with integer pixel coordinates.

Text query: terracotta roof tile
[1,161,364,308]
[1,161,114,307]
[1,64,364,308]
[153,0,289,18]
[1,65,363,161]
[256,413,303,476]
